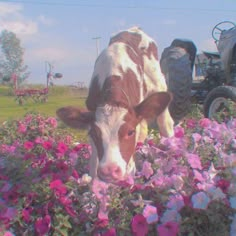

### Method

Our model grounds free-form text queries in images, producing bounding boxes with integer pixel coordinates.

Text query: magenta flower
[131,214,148,236]
[23,141,34,150]
[3,187,19,204]
[56,142,68,154]
[157,221,179,236]
[49,179,67,195]
[42,141,53,150]
[102,228,116,236]
[35,215,51,235]
[216,179,230,194]
[174,126,184,138]
[22,207,32,223]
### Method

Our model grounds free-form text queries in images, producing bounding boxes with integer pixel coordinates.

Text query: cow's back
[86,27,166,111]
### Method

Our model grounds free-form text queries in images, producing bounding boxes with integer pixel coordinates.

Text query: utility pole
[92,37,101,57]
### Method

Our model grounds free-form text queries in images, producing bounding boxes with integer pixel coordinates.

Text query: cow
[56,27,174,183]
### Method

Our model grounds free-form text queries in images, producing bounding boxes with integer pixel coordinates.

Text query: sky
[0,0,236,86]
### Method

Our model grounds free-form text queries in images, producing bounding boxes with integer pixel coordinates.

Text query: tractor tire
[203,86,236,119]
[161,42,196,123]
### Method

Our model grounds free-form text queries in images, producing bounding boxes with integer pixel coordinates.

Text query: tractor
[160,21,236,122]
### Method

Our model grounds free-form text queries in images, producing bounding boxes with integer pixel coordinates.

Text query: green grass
[0,85,89,142]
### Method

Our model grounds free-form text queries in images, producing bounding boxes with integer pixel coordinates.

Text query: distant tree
[0,30,30,85]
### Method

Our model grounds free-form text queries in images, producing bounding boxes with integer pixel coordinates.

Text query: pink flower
[23,141,34,150]
[186,119,197,129]
[187,153,202,170]
[49,179,67,195]
[192,133,202,143]
[56,142,68,154]
[46,117,57,128]
[131,214,148,236]
[3,231,15,236]
[34,137,44,144]
[22,207,32,223]
[199,118,211,128]
[143,205,158,224]
[141,161,154,179]
[17,122,27,133]
[157,222,179,236]
[42,140,53,150]
[174,126,184,138]
[35,215,51,235]
[136,142,143,151]
[102,228,116,236]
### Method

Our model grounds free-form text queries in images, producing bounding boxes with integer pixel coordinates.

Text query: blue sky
[0,0,236,86]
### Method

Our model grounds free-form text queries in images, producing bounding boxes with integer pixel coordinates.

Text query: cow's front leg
[157,108,174,137]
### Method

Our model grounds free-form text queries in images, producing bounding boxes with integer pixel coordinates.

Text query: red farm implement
[12,62,62,105]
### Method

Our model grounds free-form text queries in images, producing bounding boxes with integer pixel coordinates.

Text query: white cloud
[0,2,23,16]
[0,2,38,37]
[2,20,38,36]
[38,15,55,26]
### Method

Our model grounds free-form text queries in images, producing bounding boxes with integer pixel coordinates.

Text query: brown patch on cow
[89,124,104,160]
[86,76,102,111]
[146,42,158,60]
[118,109,139,163]
[101,69,141,108]
[109,31,142,54]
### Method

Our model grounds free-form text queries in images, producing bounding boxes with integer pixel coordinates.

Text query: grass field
[0,85,89,141]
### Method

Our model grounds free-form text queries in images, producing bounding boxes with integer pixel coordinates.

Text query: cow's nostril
[97,164,123,181]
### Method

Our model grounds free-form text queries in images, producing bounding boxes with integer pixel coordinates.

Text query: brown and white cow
[57,27,174,183]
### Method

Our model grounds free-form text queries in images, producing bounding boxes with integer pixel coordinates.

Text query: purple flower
[143,205,158,224]
[191,191,210,209]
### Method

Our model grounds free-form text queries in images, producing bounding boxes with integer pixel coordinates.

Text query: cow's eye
[127,130,135,137]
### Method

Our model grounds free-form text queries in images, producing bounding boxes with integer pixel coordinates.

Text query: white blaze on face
[95,105,129,176]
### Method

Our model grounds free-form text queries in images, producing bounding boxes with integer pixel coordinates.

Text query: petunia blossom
[157,221,179,236]
[35,215,51,235]
[141,161,154,179]
[143,204,158,224]
[187,153,202,170]
[131,214,148,236]
[23,141,34,150]
[191,191,210,209]
[49,179,67,195]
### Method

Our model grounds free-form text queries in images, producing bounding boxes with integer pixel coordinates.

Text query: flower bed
[0,113,236,236]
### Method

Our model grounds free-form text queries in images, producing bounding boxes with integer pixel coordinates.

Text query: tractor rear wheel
[203,86,236,119]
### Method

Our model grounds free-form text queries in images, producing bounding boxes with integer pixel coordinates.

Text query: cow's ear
[56,106,94,129]
[134,92,172,120]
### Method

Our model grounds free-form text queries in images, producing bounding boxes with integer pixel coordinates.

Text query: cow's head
[56,92,172,183]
